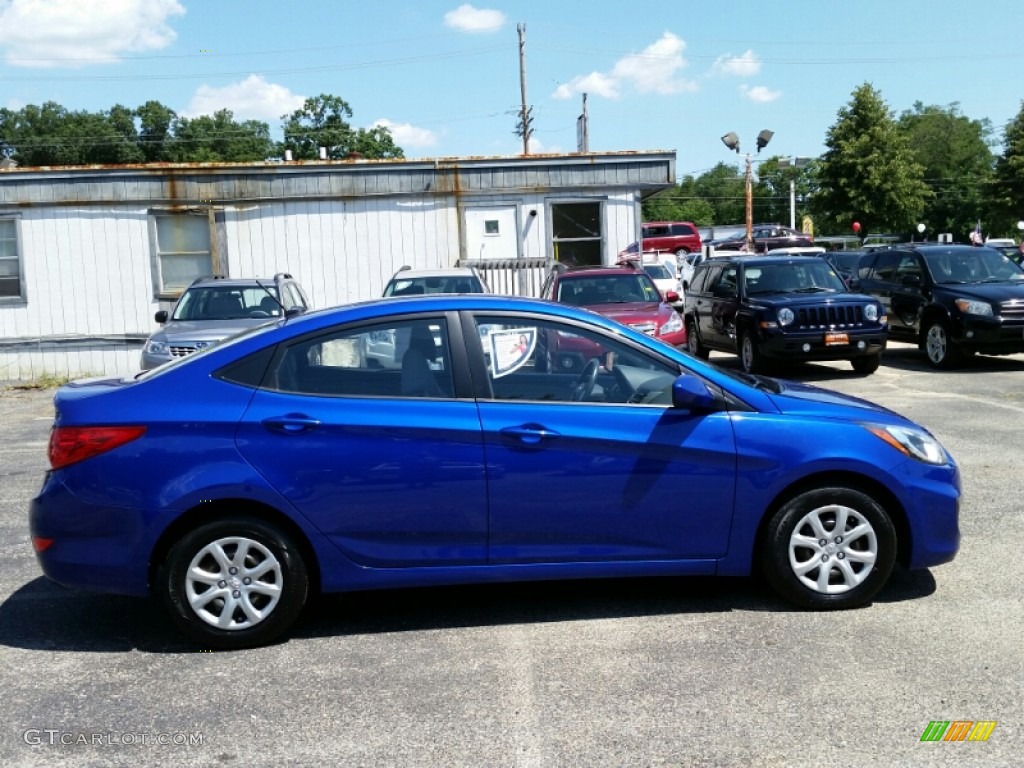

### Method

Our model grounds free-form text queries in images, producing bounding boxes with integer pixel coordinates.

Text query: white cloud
[182,76,305,121]
[0,0,184,68]
[443,4,506,33]
[552,32,696,100]
[372,119,438,149]
[553,72,619,100]
[713,50,761,77]
[740,84,781,103]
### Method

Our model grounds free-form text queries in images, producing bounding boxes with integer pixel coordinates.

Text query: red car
[539,263,687,371]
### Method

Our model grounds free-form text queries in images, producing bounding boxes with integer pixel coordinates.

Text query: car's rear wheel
[159,517,309,649]
[685,319,710,359]
[761,487,896,609]
[739,332,765,374]
[851,354,881,375]
[923,320,964,369]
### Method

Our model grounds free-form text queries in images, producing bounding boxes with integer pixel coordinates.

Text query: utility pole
[517,23,531,155]
[576,93,589,153]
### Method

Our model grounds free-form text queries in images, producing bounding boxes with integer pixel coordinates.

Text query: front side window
[269,317,453,399]
[0,217,24,299]
[152,213,213,296]
[473,315,679,405]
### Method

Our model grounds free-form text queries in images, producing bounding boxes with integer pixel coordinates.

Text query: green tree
[167,110,274,162]
[641,176,715,224]
[0,101,144,165]
[281,94,403,160]
[811,83,930,235]
[898,102,993,239]
[692,162,746,224]
[137,100,177,162]
[752,157,817,228]
[990,101,1024,236]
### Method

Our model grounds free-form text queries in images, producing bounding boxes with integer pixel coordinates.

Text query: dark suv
[684,255,888,374]
[856,244,1024,368]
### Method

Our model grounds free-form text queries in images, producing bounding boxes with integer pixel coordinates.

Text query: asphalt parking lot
[1,341,1022,767]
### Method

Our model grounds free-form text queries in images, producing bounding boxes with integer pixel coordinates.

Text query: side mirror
[154,310,168,323]
[713,283,736,299]
[900,274,922,288]
[284,305,306,318]
[671,375,718,412]
[665,290,680,303]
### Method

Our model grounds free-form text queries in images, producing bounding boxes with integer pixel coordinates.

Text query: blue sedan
[30,295,960,649]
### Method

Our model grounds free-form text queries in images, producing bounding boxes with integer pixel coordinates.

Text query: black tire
[923,319,964,369]
[850,354,881,375]
[739,331,765,374]
[158,516,309,650]
[685,318,710,359]
[761,487,896,610]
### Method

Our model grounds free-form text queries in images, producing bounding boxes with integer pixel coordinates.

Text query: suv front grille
[795,304,865,329]
[1000,299,1024,319]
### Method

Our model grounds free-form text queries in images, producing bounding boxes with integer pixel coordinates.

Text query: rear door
[235,312,489,567]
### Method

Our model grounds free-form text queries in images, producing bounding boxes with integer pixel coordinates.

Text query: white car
[637,259,684,309]
[383,266,489,296]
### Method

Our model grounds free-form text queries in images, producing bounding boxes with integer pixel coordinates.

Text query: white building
[0,151,674,380]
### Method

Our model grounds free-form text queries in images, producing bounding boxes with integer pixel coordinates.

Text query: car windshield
[643,264,673,280]
[925,249,1024,283]
[558,274,661,305]
[172,285,281,321]
[744,261,847,294]
[384,275,483,296]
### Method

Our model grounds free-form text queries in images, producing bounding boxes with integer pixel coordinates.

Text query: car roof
[557,264,645,278]
[699,254,825,267]
[189,276,287,287]
[388,267,478,280]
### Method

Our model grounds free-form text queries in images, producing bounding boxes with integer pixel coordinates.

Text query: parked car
[712,224,814,254]
[624,221,703,256]
[625,257,684,310]
[383,266,489,296]
[31,293,961,648]
[540,262,686,370]
[683,254,888,374]
[140,273,310,370]
[855,244,1024,368]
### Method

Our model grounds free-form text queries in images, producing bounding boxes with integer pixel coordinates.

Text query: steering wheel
[570,358,600,402]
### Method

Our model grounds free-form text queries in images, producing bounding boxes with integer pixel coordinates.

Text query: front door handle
[261,415,322,434]
[499,424,560,445]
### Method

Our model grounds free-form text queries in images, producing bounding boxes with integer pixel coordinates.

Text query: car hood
[747,291,875,306]
[762,378,906,425]
[150,318,265,342]
[585,302,667,325]
[933,281,1024,302]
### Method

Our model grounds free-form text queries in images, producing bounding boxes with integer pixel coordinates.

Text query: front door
[465,205,520,261]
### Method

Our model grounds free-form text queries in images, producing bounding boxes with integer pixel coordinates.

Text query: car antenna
[254,276,302,318]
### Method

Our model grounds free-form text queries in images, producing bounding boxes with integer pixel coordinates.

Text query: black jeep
[855,244,1024,368]
[683,255,888,374]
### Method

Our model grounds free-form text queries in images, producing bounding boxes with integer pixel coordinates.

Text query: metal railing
[458,257,551,298]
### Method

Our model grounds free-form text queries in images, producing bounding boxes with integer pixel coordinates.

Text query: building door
[465,205,520,261]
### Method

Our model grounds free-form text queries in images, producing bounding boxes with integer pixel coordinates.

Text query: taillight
[48,426,146,470]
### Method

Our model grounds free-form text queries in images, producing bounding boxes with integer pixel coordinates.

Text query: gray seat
[401,325,442,397]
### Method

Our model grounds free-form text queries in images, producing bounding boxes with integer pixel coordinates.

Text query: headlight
[777,307,795,326]
[864,424,947,465]
[954,298,993,316]
[660,311,683,334]
[864,304,879,322]
[145,340,168,355]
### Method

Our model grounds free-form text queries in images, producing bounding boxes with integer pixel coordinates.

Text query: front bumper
[758,327,887,361]
[952,315,1024,355]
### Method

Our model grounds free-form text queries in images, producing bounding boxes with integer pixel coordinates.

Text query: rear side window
[671,224,695,236]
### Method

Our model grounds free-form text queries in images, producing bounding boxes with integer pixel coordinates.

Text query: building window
[152,212,214,296]
[484,219,500,235]
[0,217,24,300]
[551,201,603,266]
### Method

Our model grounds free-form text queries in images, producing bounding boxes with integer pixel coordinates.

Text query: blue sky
[1,0,1022,179]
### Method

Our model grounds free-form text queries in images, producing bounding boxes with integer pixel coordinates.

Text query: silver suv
[140,273,310,370]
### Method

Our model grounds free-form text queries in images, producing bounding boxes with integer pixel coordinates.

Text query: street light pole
[722,130,774,251]
[777,157,810,231]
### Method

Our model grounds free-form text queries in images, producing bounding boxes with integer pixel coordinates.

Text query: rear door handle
[499,424,560,445]
[261,415,322,434]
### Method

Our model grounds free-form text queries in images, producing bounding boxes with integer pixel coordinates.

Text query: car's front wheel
[923,320,964,369]
[685,319,710,359]
[761,487,896,609]
[158,517,309,649]
[851,354,881,375]
[739,332,765,374]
